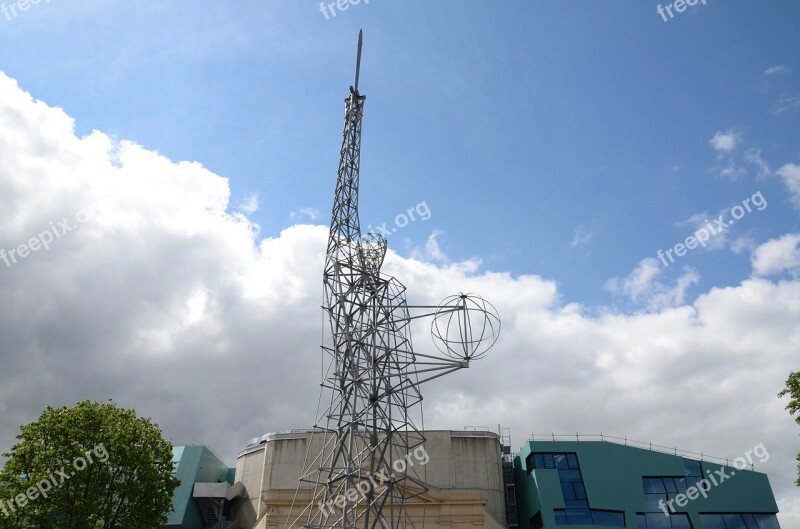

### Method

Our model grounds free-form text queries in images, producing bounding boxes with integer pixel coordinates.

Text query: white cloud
[410,230,449,263]
[675,212,728,252]
[605,258,699,310]
[570,225,592,248]
[709,129,742,155]
[772,93,800,116]
[730,236,756,255]
[290,207,320,221]
[752,234,800,277]
[777,163,800,208]
[1,71,800,525]
[764,65,791,76]
[744,149,772,180]
[237,192,260,214]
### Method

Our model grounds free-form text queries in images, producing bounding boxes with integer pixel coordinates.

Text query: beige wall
[232,430,507,529]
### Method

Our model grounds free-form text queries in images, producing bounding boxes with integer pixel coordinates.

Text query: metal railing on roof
[527,433,755,470]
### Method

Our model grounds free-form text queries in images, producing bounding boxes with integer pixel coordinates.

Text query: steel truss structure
[286,31,501,529]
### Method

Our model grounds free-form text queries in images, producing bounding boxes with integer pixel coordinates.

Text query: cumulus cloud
[709,129,742,155]
[1,71,799,526]
[708,130,748,180]
[777,163,800,208]
[752,234,800,277]
[764,65,791,76]
[605,258,699,311]
[237,192,260,214]
[290,207,320,221]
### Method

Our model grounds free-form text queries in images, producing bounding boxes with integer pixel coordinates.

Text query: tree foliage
[0,400,180,528]
[778,371,800,487]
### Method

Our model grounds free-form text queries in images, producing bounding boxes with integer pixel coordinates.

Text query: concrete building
[514,439,781,529]
[232,430,509,529]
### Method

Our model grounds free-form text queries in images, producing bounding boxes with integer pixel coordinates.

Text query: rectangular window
[753,514,781,529]
[742,514,760,529]
[574,482,587,500]
[645,513,671,529]
[700,514,728,529]
[565,508,592,525]
[644,493,667,512]
[591,509,625,527]
[567,454,579,469]
[558,469,582,483]
[636,513,647,529]
[561,483,576,500]
[643,478,667,494]
[554,510,568,526]
[671,513,693,529]
[724,514,747,529]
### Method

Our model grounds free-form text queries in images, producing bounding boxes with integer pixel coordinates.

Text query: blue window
[592,510,625,527]
[574,482,587,500]
[724,514,748,529]
[700,514,780,529]
[644,494,666,512]
[561,483,576,500]
[565,509,593,525]
[636,512,694,529]
[754,514,781,529]
[559,469,582,483]
[567,454,579,469]
[645,513,672,529]
[683,459,704,490]
[543,453,624,527]
[741,514,760,529]
[683,459,702,477]
[670,514,693,529]
[644,478,667,494]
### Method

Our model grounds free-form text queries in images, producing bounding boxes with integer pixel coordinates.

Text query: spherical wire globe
[431,293,500,361]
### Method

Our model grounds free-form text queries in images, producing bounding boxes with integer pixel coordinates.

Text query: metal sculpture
[287,31,500,529]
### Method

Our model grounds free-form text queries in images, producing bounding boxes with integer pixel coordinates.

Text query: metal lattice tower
[285,31,501,529]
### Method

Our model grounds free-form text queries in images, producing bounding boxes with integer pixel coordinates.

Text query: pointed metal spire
[354,29,363,93]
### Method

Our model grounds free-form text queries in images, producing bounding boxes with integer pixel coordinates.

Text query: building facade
[514,440,781,529]
[168,444,241,529]
[232,430,508,529]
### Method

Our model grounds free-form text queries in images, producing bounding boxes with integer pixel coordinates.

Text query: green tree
[0,400,180,528]
[778,371,800,487]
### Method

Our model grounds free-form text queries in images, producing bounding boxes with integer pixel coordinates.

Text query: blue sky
[2,1,797,308]
[2,1,800,525]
